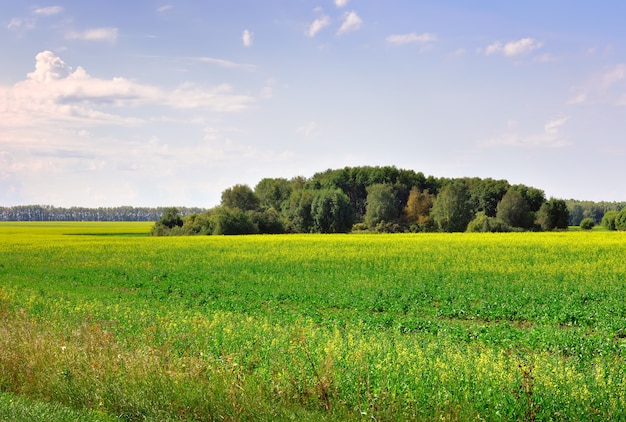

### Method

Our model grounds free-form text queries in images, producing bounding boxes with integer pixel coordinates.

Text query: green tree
[536,198,569,231]
[602,210,618,231]
[221,184,260,212]
[211,206,258,235]
[616,209,626,231]
[282,190,314,233]
[254,178,292,211]
[466,212,511,232]
[468,178,510,217]
[364,184,400,229]
[580,218,595,230]
[496,189,533,229]
[247,208,285,234]
[430,181,473,232]
[151,207,183,235]
[310,189,354,233]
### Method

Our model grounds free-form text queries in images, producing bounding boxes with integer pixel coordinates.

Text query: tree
[310,189,354,233]
[211,207,258,235]
[536,198,569,231]
[616,209,626,231]
[247,208,285,234]
[364,184,400,229]
[466,212,511,232]
[151,207,184,235]
[496,189,533,229]
[468,178,510,217]
[580,218,595,230]
[403,187,434,225]
[430,181,473,232]
[221,184,260,212]
[282,190,314,233]
[254,178,292,211]
[601,210,618,231]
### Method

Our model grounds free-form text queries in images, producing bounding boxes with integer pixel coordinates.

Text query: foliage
[1,223,626,420]
[536,198,569,231]
[254,178,293,211]
[211,206,258,235]
[497,189,534,230]
[403,187,434,225]
[602,210,619,231]
[310,189,354,233]
[430,180,473,232]
[616,208,626,231]
[220,184,260,212]
[364,183,400,229]
[579,218,595,230]
[466,212,511,232]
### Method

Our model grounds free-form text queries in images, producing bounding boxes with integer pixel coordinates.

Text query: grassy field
[1,222,625,420]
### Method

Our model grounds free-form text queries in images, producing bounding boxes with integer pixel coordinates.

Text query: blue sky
[1,1,625,207]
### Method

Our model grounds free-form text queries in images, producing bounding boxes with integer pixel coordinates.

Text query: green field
[1,223,625,420]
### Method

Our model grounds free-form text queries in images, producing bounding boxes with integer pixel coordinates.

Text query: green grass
[1,223,625,420]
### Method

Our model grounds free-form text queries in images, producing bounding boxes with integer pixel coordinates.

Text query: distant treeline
[0,205,204,222]
[151,166,626,235]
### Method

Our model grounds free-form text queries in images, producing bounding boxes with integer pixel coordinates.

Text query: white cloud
[485,37,543,57]
[196,57,255,70]
[308,15,330,37]
[156,5,173,13]
[568,64,626,106]
[242,29,253,47]
[0,51,255,130]
[386,32,437,45]
[7,18,35,31]
[337,11,362,35]
[33,6,63,16]
[296,121,317,138]
[66,27,119,43]
[335,0,349,7]
[483,116,570,148]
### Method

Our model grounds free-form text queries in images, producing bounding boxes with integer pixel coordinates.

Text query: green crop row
[1,223,625,420]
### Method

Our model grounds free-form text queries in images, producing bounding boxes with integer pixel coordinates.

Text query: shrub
[579,218,595,230]
[602,210,618,231]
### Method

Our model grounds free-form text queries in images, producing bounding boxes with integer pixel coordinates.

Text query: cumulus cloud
[308,15,330,37]
[337,11,362,35]
[0,51,255,129]
[483,116,570,148]
[242,29,253,47]
[485,37,542,57]
[335,0,349,7]
[386,32,437,45]
[66,27,119,43]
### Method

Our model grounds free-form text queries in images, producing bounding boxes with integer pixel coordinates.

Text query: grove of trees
[151,166,598,236]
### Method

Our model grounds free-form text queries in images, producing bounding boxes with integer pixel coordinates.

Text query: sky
[1,1,626,207]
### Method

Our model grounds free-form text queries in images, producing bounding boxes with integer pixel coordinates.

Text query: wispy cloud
[242,29,253,47]
[7,17,35,31]
[33,6,63,16]
[66,27,119,43]
[485,37,543,57]
[337,11,362,35]
[387,32,437,45]
[156,5,173,13]
[335,0,349,7]
[482,116,570,148]
[568,64,626,106]
[196,57,255,70]
[308,15,330,37]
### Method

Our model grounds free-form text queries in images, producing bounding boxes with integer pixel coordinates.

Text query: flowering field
[1,223,625,420]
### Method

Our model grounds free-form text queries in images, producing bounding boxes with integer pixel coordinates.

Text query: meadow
[0,222,625,421]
